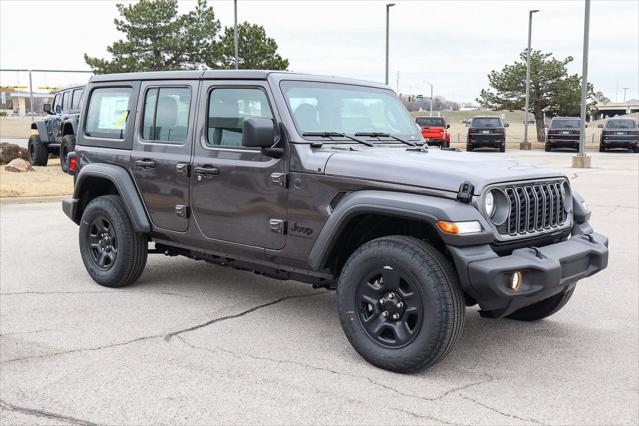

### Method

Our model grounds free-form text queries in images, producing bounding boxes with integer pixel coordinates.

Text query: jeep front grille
[496,181,569,237]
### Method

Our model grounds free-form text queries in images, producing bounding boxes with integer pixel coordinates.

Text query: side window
[52,94,60,112]
[71,89,84,110]
[207,88,273,147]
[85,87,132,139]
[61,91,69,112]
[142,87,191,143]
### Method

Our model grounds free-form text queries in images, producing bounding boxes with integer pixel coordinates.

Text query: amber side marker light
[436,220,482,235]
[510,271,523,291]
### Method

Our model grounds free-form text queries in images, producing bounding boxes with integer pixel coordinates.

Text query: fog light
[510,271,523,291]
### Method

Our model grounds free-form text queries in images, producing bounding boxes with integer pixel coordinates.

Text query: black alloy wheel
[87,215,118,270]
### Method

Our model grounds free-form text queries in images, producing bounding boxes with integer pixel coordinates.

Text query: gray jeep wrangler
[29,85,84,171]
[62,71,608,373]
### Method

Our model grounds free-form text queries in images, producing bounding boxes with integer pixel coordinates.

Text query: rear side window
[207,88,273,147]
[71,89,84,110]
[85,88,132,139]
[471,117,501,128]
[142,87,191,143]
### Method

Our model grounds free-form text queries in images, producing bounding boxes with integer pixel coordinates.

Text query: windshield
[471,117,502,128]
[416,117,445,127]
[605,119,636,129]
[551,119,580,129]
[281,80,420,140]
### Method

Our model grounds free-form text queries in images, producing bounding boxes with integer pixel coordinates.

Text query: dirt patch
[0,117,35,139]
[0,158,72,197]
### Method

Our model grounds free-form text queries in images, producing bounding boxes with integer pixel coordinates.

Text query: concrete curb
[0,195,69,205]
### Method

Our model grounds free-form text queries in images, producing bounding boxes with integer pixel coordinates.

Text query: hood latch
[457,182,474,203]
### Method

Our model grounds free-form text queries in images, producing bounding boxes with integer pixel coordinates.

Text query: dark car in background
[416,116,450,147]
[598,118,639,153]
[466,116,508,152]
[546,117,582,152]
[28,85,84,171]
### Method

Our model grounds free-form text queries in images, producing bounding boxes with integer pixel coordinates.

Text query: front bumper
[449,231,608,317]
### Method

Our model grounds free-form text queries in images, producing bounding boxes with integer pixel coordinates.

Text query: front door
[130,81,198,232]
[190,81,287,250]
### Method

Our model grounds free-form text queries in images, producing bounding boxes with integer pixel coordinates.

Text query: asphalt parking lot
[1,150,637,425]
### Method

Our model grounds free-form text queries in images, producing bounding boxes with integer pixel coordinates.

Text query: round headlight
[484,191,495,217]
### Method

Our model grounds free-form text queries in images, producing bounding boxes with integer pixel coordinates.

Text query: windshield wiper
[354,132,417,146]
[302,131,374,147]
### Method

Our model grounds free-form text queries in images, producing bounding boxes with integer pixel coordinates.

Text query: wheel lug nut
[392,313,399,320]
[396,302,403,308]
[388,292,395,298]
[379,298,385,304]
[382,311,389,317]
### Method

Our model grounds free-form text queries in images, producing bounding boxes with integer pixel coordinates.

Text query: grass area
[0,116,36,139]
[1,158,72,197]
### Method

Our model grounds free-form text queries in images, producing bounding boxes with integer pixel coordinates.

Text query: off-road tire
[79,195,147,288]
[466,144,473,152]
[60,135,76,172]
[599,144,605,152]
[506,288,575,321]
[545,144,551,152]
[337,236,465,373]
[27,135,48,166]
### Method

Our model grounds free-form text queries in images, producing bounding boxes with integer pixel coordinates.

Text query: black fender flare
[73,163,151,233]
[31,121,51,143]
[307,190,493,270]
[62,118,77,136]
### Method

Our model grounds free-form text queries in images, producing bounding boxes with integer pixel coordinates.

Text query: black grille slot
[502,180,569,237]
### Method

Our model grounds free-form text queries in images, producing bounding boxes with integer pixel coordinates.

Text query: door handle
[194,165,219,178]
[135,159,156,169]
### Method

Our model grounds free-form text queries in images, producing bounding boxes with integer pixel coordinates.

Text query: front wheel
[27,135,48,166]
[506,288,574,321]
[599,144,605,152]
[79,195,148,288]
[337,236,465,373]
[60,135,76,172]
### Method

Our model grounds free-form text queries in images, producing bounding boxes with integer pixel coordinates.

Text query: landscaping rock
[0,143,28,164]
[4,158,35,173]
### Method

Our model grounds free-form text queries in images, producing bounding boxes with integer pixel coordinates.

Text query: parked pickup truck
[546,117,582,152]
[416,116,450,148]
[62,71,608,373]
[598,117,639,153]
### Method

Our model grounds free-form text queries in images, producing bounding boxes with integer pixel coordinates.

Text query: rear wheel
[337,236,465,373]
[545,144,551,152]
[599,144,605,152]
[633,145,639,153]
[506,288,574,321]
[27,135,48,166]
[59,135,76,172]
[79,195,148,288]
[466,144,473,152]
[499,144,506,152]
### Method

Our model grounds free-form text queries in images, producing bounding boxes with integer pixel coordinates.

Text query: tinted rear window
[551,119,580,129]
[416,117,445,127]
[605,119,636,129]
[471,117,501,128]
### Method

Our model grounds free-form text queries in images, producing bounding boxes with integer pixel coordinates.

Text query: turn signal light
[510,271,523,291]
[437,221,459,234]
[436,220,482,235]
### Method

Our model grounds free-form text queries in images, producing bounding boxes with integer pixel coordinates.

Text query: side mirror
[242,117,275,148]
[597,124,604,128]
[43,103,52,113]
[446,124,450,129]
[55,105,62,113]
[504,123,510,128]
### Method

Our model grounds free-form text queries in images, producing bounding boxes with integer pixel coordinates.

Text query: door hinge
[175,205,189,218]
[176,163,190,177]
[271,172,288,188]
[269,219,286,234]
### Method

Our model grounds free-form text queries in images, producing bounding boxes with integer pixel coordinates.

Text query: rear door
[130,80,198,232]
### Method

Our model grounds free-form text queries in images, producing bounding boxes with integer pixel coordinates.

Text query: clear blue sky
[1,0,637,103]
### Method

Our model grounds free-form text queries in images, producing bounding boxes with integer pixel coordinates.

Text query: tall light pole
[573,0,591,168]
[385,3,395,85]
[522,9,540,150]
[234,0,239,70]
[423,81,433,117]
